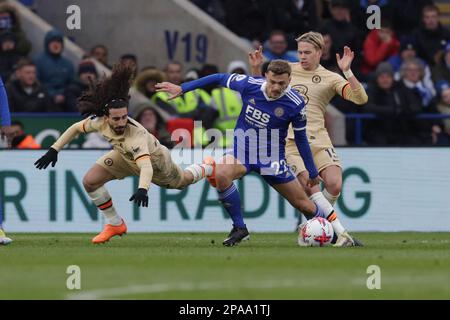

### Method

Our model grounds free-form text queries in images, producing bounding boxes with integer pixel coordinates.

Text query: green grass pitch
[1,232,449,299]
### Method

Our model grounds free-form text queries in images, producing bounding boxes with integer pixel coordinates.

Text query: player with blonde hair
[34,64,213,244]
[157,60,358,247]
[250,32,368,245]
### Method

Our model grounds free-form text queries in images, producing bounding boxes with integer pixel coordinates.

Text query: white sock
[310,192,334,215]
[310,192,346,235]
[323,188,340,206]
[330,218,346,235]
[88,186,122,226]
[185,164,213,183]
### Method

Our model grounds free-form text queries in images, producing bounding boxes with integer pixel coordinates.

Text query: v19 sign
[165,30,208,64]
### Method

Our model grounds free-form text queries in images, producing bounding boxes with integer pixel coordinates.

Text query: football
[298,217,334,247]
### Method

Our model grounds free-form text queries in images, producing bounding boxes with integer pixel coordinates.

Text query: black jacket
[364,80,422,145]
[0,51,21,82]
[6,79,53,113]
[65,80,89,113]
[413,24,450,66]
[390,0,434,37]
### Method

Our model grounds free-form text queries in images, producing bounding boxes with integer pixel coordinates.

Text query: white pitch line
[66,279,312,300]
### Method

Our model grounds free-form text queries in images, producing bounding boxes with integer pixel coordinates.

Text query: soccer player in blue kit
[1,75,13,245]
[156,60,357,247]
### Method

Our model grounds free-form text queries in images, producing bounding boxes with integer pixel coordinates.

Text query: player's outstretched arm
[336,46,368,105]
[129,155,153,207]
[294,129,320,188]
[156,74,232,99]
[34,120,85,170]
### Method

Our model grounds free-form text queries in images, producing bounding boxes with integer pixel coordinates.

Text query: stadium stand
[1,0,450,147]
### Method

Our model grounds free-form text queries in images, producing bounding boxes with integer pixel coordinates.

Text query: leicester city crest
[275,107,285,118]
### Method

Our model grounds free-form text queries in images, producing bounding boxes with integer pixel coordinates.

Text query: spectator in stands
[413,4,450,66]
[90,45,111,69]
[65,60,98,112]
[400,58,436,110]
[364,62,422,145]
[120,54,138,77]
[400,58,442,143]
[35,29,75,111]
[157,61,211,118]
[156,61,212,145]
[0,32,21,81]
[6,59,53,113]
[320,0,363,78]
[270,0,319,50]
[191,0,226,25]
[263,30,298,63]
[150,61,186,117]
[361,20,400,76]
[132,67,176,133]
[165,61,184,85]
[319,29,339,73]
[210,61,246,147]
[432,41,450,84]
[133,104,173,148]
[388,36,434,93]
[224,0,273,45]
[390,0,434,38]
[0,2,31,56]
[389,37,420,75]
[135,68,165,100]
[9,120,40,149]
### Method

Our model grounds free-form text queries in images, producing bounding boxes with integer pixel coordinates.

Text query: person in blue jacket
[35,29,75,111]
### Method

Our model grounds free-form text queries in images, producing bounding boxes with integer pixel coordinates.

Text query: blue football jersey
[222,73,307,165]
[181,72,318,180]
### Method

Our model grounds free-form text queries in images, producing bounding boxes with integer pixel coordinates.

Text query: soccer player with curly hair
[34,64,213,244]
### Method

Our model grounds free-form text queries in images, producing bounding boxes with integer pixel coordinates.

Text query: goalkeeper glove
[129,188,149,207]
[34,147,58,170]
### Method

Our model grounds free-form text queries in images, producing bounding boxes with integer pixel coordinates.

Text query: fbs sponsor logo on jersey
[245,105,270,128]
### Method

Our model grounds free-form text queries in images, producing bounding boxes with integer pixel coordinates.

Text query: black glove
[34,147,58,170]
[129,188,149,207]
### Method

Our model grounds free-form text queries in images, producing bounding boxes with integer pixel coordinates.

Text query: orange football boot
[92,219,127,244]
[203,156,217,188]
